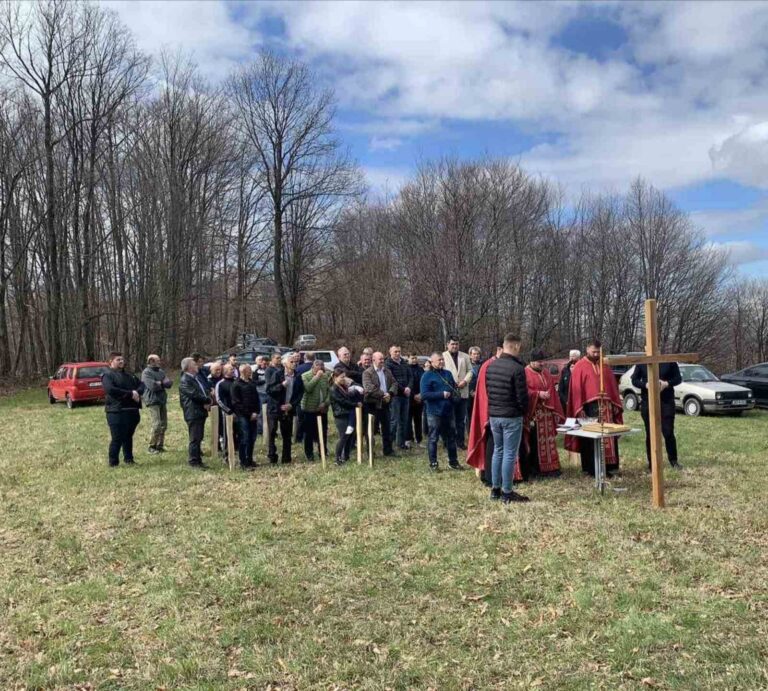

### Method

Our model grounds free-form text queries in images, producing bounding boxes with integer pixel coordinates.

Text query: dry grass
[1,388,767,690]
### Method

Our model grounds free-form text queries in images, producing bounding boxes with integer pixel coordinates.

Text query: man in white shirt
[442,336,474,449]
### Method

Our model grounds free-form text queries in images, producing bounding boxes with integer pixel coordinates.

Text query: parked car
[300,349,339,372]
[48,361,110,409]
[619,363,755,416]
[205,347,283,370]
[721,362,768,408]
[295,334,317,348]
[541,358,569,386]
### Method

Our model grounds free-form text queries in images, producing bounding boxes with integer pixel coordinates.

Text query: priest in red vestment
[520,350,564,480]
[467,342,523,485]
[565,339,623,476]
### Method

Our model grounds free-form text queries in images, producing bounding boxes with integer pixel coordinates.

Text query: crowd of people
[100,333,681,504]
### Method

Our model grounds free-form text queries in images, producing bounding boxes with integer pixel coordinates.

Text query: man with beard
[565,339,623,477]
[442,337,474,449]
[520,350,564,480]
[102,352,145,467]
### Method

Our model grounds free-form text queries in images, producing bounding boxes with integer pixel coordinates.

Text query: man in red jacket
[565,339,623,476]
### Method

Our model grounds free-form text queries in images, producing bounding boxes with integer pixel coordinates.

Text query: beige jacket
[442,350,473,399]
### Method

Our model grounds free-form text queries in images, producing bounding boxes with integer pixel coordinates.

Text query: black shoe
[449,463,464,471]
[384,452,399,458]
[306,455,315,463]
[457,444,467,451]
[148,446,159,455]
[490,487,501,501]
[335,457,344,466]
[156,446,166,453]
[240,464,256,472]
[501,490,530,503]
[108,461,119,468]
[429,464,440,472]
[124,459,137,466]
[189,462,209,470]
[269,458,278,464]
[670,461,684,470]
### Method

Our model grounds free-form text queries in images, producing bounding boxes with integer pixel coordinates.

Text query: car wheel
[683,397,701,417]
[65,393,76,409]
[48,390,56,404]
[623,392,639,412]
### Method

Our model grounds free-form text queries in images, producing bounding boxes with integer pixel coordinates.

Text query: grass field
[1,388,767,690]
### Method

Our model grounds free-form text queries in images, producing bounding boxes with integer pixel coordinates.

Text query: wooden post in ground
[225,414,236,471]
[605,298,699,508]
[356,406,363,464]
[368,414,374,467]
[210,405,219,457]
[317,415,327,469]
[261,402,269,449]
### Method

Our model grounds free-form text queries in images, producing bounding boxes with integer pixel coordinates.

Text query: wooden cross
[605,299,699,508]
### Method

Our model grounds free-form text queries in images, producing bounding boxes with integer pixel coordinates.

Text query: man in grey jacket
[141,354,172,454]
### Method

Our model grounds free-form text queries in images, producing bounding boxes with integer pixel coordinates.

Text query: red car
[48,361,110,408]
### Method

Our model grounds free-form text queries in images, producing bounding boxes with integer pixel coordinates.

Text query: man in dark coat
[179,356,211,469]
[102,351,145,467]
[558,349,580,412]
[265,352,304,464]
[632,362,683,470]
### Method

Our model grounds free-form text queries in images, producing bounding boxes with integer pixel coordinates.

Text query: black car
[721,362,768,407]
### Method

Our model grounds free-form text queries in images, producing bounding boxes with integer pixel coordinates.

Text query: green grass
[1,388,767,689]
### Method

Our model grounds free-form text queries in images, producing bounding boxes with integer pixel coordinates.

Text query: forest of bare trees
[0,0,764,378]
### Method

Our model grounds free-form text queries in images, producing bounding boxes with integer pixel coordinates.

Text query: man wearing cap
[558,349,580,412]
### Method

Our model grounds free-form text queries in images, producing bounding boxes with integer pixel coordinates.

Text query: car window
[681,365,719,383]
[54,367,66,380]
[746,365,768,377]
[65,367,74,379]
[77,366,108,379]
[315,352,332,362]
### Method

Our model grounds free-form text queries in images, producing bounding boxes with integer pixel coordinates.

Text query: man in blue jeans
[485,334,530,503]
[385,344,413,451]
[419,352,461,471]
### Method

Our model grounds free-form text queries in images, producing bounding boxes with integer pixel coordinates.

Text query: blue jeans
[427,414,458,467]
[389,396,410,449]
[489,416,523,492]
[236,415,258,466]
[452,397,468,446]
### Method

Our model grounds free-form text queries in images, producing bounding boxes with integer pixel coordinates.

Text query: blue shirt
[420,369,455,417]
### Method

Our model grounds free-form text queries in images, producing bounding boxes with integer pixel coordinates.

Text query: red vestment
[467,357,522,482]
[523,366,564,474]
[565,357,623,467]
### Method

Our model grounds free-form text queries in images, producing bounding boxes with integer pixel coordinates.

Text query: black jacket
[265,366,304,415]
[179,372,210,422]
[216,378,235,415]
[409,364,424,396]
[559,361,575,408]
[335,360,363,385]
[102,368,145,414]
[631,362,682,405]
[385,357,413,396]
[232,378,261,418]
[331,385,362,419]
[486,353,529,418]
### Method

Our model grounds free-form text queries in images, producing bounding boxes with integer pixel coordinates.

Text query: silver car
[619,364,755,417]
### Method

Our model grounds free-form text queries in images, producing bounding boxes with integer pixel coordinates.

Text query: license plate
[89,382,101,388]
[732,399,746,405]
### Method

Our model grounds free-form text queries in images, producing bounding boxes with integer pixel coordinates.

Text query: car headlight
[747,391,753,398]
[716,392,722,400]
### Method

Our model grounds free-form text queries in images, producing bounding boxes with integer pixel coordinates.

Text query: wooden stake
[356,406,363,464]
[645,299,665,509]
[317,415,327,469]
[225,414,236,471]
[368,413,374,467]
[210,404,219,457]
[261,402,269,449]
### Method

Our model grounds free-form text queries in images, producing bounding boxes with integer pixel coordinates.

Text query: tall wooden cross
[605,299,699,508]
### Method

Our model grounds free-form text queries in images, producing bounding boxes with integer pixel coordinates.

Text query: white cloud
[709,122,768,189]
[363,166,411,195]
[369,136,403,152]
[107,0,256,79]
[691,200,768,239]
[715,240,768,265]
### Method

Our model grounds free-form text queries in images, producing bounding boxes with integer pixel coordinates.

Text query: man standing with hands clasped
[632,361,683,470]
[442,337,474,450]
[485,334,530,503]
[419,352,462,472]
[141,354,172,455]
[179,357,212,470]
[102,352,145,467]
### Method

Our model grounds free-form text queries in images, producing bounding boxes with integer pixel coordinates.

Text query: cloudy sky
[109,0,768,275]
